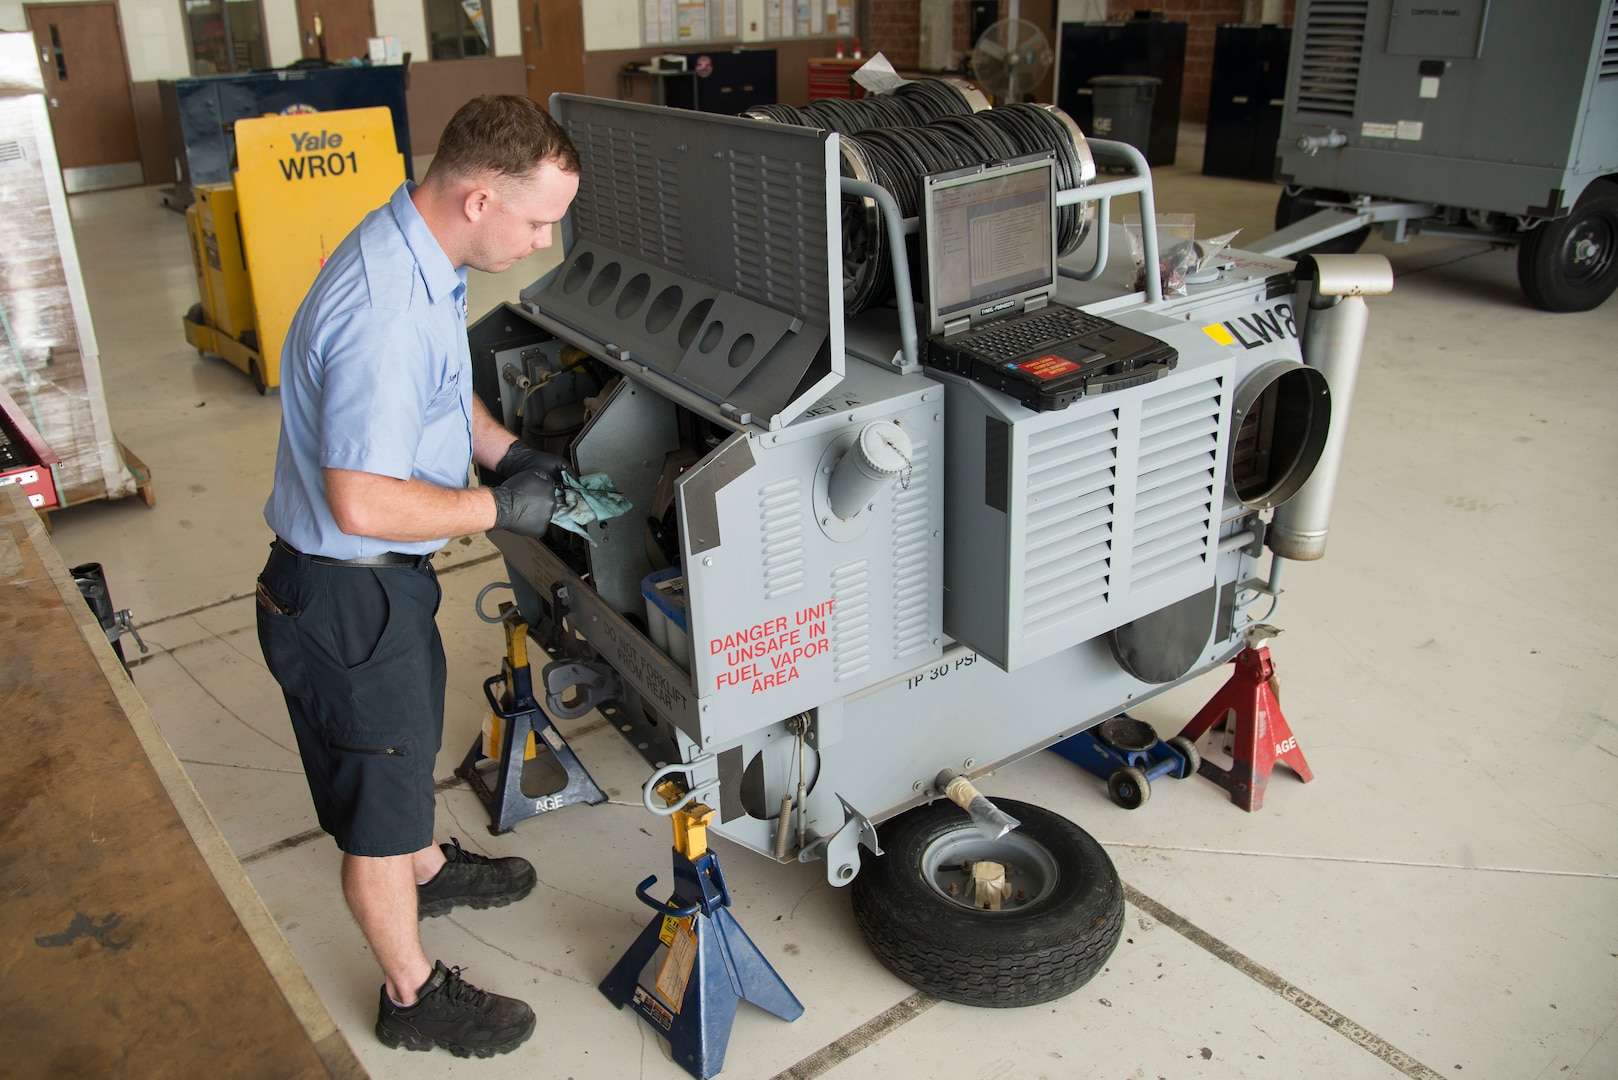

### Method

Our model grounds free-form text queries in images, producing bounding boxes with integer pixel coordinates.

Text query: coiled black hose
[750,89,1093,313]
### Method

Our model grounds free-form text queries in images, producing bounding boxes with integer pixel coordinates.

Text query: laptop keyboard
[0,423,24,470]
[965,309,1113,362]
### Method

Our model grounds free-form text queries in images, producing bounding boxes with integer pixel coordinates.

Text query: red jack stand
[1177,626,1313,811]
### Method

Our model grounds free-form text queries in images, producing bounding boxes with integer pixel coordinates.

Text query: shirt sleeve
[314,309,438,480]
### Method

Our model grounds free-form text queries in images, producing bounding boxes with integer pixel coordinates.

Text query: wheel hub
[1562,218,1615,286]
[920,827,1059,912]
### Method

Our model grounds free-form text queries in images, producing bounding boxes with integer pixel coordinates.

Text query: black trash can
[1088,75,1160,156]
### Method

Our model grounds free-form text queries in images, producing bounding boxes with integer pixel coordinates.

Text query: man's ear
[462,183,495,223]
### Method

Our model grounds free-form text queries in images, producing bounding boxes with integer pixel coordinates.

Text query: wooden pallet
[38,439,154,532]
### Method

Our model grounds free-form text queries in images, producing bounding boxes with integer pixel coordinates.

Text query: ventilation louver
[1295,0,1369,116]
[1601,0,1618,80]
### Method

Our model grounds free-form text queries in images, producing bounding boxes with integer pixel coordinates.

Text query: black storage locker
[1055,20,1186,167]
[1202,25,1292,181]
[664,49,778,116]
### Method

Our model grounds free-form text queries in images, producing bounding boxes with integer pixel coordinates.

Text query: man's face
[466,160,580,274]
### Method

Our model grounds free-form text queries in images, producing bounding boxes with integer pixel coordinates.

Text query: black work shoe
[375,961,536,1058]
[416,837,538,919]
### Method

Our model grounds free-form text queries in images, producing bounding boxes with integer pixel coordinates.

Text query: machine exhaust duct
[1269,253,1393,560]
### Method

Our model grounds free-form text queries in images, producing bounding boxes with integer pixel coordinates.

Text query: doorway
[521,0,585,108]
[294,0,376,64]
[24,2,143,193]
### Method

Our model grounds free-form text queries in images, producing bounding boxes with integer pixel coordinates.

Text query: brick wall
[869,0,923,69]
[869,2,1034,74]
[1105,1,1294,123]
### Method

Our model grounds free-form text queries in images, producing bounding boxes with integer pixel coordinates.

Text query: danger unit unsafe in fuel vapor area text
[708,600,834,695]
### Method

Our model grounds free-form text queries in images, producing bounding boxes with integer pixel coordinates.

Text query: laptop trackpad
[1053,343,1108,367]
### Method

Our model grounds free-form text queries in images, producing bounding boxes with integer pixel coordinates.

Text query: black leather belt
[276,538,432,568]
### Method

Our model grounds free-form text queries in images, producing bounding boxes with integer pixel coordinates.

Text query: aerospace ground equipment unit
[1260,0,1618,311]
[469,93,1390,1025]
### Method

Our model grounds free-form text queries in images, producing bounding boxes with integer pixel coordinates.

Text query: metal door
[522,0,585,108]
[294,0,376,63]
[24,2,142,192]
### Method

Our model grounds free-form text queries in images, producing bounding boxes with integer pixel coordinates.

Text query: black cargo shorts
[255,541,445,857]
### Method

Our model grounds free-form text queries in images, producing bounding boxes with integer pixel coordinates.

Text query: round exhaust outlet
[1228,361,1331,510]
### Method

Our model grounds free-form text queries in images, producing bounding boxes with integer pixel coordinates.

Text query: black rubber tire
[1517,179,1618,312]
[1107,766,1150,809]
[1167,735,1200,778]
[850,799,1123,1008]
[249,358,268,396]
[1275,187,1370,255]
[185,302,204,325]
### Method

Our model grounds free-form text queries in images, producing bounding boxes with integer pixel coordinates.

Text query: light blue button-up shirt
[264,182,473,558]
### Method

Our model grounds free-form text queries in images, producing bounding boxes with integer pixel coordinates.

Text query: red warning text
[708,599,834,695]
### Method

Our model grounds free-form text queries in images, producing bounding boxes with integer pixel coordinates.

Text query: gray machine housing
[477,96,1359,883]
[1277,0,1617,219]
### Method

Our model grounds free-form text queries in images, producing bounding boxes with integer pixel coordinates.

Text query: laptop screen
[923,156,1058,334]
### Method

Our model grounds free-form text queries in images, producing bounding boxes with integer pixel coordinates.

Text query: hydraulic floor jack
[600,781,802,1079]
[455,610,607,834]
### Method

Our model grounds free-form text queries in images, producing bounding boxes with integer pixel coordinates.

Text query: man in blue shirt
[256,95,579,1059]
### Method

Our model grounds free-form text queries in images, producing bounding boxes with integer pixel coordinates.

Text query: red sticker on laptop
[1015,355,1082,380]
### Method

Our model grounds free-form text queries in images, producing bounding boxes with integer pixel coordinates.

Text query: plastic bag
[1124,217,1242,296]
[1125,213,1198,296]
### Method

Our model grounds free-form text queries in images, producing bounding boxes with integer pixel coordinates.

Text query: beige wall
[0,0,522,79]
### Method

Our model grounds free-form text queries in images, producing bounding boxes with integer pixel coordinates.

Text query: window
[426,0,491,60]
[182,0,269,74]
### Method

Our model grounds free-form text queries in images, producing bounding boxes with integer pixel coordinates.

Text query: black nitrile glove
[490,469,558,539]
[495,439,568,482]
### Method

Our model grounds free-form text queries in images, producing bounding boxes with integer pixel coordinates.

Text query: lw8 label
[1204,302,1298,350]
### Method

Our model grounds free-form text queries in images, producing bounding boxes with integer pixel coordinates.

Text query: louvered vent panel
[758,477,806,599]
[1296,1,1368,116]
[830,560,872,682]
[1131,378,1222,591]
[890,437,934,659]
[1602,0,1618,80]
[0,140,23,164]
[568,122,684,266]
[728,152,828,313]
[1020,411,1119,636]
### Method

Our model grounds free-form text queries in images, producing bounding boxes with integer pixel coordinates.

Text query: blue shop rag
[551,470,632,543]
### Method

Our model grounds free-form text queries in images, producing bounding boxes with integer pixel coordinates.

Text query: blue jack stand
[600,784,803,1079]
[1051,714,1200,809]
[455,612,606,834]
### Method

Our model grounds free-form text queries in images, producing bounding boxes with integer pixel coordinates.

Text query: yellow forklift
[183,106,404,394]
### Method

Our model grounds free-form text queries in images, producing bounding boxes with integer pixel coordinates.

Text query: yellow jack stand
[599,782,803,1078]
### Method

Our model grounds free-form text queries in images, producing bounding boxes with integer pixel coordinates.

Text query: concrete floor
[44,127,1618,1079]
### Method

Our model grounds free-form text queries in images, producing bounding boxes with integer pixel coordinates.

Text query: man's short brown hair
[424,95,580,183]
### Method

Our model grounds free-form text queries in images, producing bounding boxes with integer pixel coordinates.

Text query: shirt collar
[391,181,468,307]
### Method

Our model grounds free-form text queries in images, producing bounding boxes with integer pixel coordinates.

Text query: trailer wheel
[850,799,1123,1007]
[1275,187,1370,255]
[1517,180,1618,312]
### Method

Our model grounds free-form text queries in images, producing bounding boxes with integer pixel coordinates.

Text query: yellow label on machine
[1203,323,1237,346]
[231,107,404,389]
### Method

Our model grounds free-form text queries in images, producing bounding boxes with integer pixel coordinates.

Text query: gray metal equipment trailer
[470,93,1391,1017]
[1256,0,1618,311]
